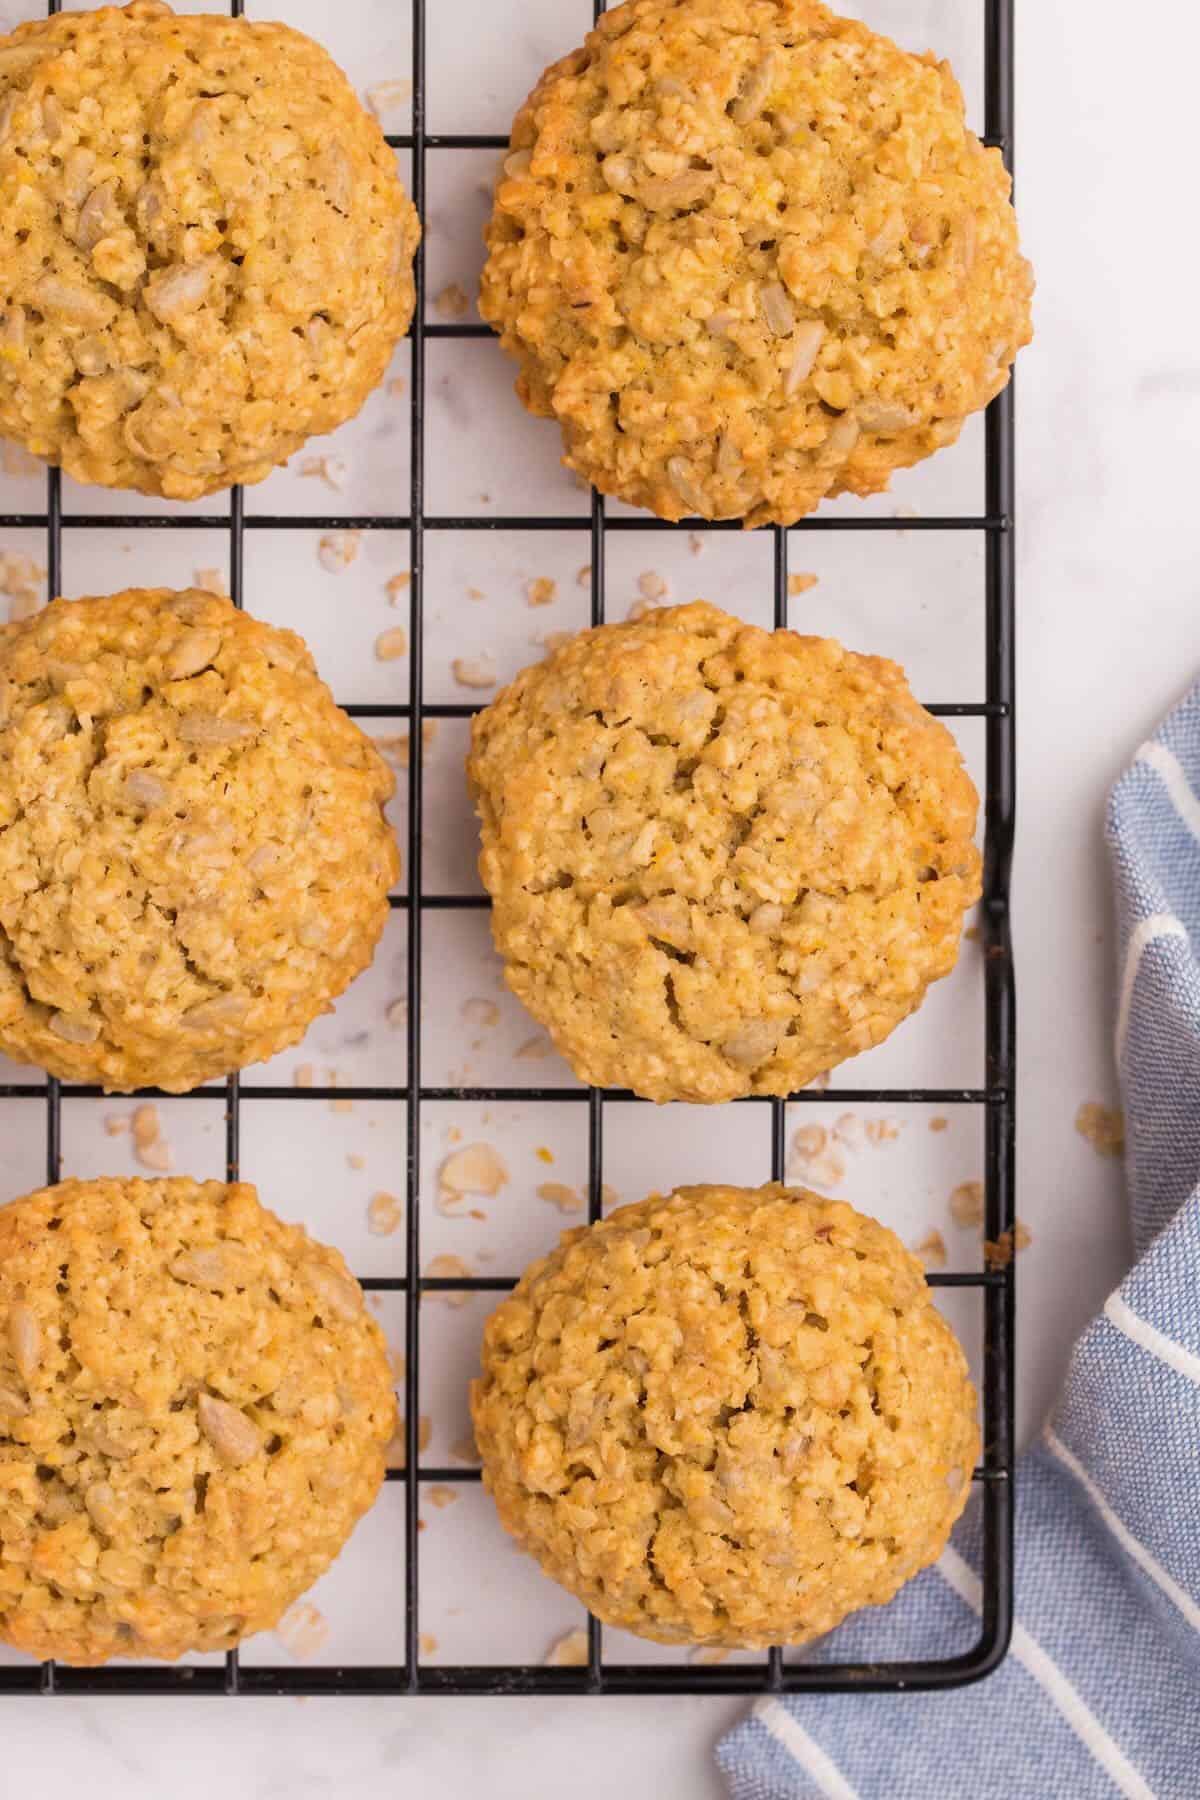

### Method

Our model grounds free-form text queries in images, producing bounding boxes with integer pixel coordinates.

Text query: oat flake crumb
[638,571,669,603]
[435,282,471,319]
[949,1181,984,1228]
[930,1117,950,1133]
[0,547,34,592]
[365,78,413,121]
[438,1142,509,1210]
[375,626,408,662]
[787,573,818,597]
[385,572,411,603]
[428,1485,458,1509]
[832,1113,864,1152]
[576,564,592,588]
[914,1228,948,1269]
[347,1152,366,1172]
[368,1191,403,1236]
[131,1103,171,1172]
[386,1414,432,1471]
[1075,1102,1125,1158]
[538,1181,584,1215]
[452,655,498,690]
[318,531,361,573]
[377,722,435,771]
[299,454,347,492]
[526,577,558,608]
[419,1633,439,1656]
[787,1125,846,1190]
[425,1254,472,1304]
[545,1627,589,1668]
[275,1602,329,1661]
[0,553,46,621]
[103,1115,129,1138]
[985,1221,1031,1269]
[866,1117,902,1146]
[516,1033,553,1060]
[293,1063,316,1089]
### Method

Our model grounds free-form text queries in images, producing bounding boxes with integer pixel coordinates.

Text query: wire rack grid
[0,0,1016,1697]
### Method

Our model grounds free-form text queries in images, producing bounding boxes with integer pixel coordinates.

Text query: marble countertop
[1,0,1197,1792]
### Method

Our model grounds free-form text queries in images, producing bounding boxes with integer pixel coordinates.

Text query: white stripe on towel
[1046,1429,1200,1634]
[1137,740,1200,844]
[937,1547,1154,1800]
[1115,912,1190,1059]
[753,1698,861,1800]
[1105,1290,1200,1390]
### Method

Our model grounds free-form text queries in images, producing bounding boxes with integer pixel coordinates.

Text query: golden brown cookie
[481,0,1033,526]
[0,0,419,498]
[468,602,980,1103]
[0,587,399,1092]
[473,1183,978,1648]
[0,1176,395,1665]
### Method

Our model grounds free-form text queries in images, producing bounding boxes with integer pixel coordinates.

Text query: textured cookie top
[473,1183,978,1648]
[0,1177,394,1665]
[0,588,399,1092]
[481,0,1033,526]
[469,602,980,1102]
[0,0,419,498]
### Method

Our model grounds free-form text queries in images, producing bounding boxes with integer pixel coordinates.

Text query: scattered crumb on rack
[545,1627,589,1668]
[949,1181,984,1227]
[1075,1101,1125,1157]
[985,1221,1032,1268]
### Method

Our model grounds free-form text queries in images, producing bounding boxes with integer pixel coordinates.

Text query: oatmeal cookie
[0,0,419,499]
[481,0,1033,526]
[0,587,399,1092]
[0,1176,395,1666]
[468,602,980,1103]
[473,1183,978,1647]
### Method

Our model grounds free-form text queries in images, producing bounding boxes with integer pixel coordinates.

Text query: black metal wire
[4,0,1016,1698]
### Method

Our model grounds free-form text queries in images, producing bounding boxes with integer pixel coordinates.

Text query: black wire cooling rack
[0,0,1016,1696]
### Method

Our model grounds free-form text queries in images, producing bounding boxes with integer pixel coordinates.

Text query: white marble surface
[0,0,1198,1790]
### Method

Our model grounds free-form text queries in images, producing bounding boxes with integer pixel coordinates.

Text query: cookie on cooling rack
[0,587,399,1092]
[0,1176,395,1666]
[468,601,980,1104]
[481,0,1033,526]
[0,0,420,499]
[473,1182,978,1648]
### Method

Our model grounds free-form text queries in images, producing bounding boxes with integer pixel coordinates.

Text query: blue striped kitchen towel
[718,682,1200,1800]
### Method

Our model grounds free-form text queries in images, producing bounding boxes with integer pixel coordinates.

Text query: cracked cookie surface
[472,1183,978,1647]
[0,1176,395,1666]
[481,0,1032,526]
[0,587,399,1092]
[0,0,419,498]
[468,601,980,1103]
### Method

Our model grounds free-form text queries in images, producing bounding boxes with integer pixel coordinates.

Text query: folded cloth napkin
[718,684,1200,1800]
